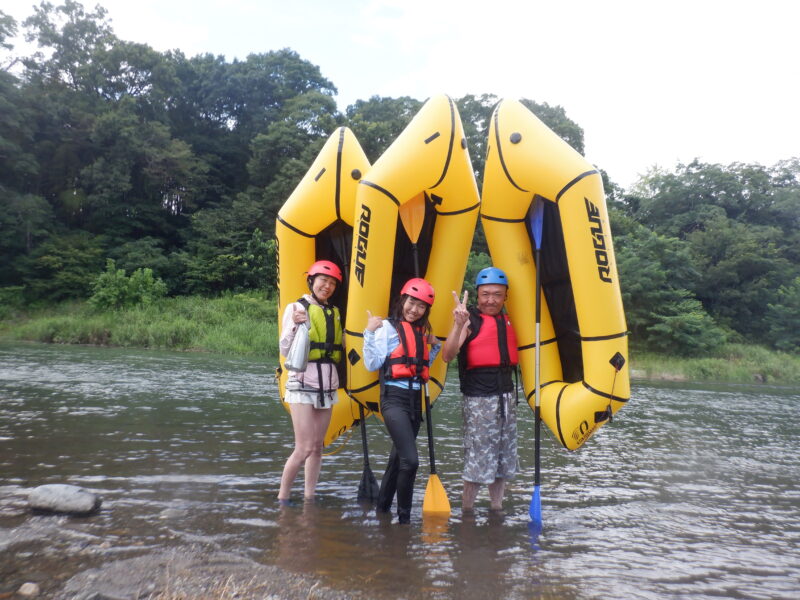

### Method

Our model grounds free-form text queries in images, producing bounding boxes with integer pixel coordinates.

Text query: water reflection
[1,342,799,599]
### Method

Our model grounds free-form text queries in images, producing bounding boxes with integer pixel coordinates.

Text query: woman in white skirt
[278,260,344,504]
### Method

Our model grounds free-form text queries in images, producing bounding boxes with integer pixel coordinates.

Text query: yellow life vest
[299,298,343,363]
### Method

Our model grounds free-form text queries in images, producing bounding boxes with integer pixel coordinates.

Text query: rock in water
[18,582,41,597]
[28,484,102,515]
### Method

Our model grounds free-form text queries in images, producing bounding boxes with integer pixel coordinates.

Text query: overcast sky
[4,0,799,189]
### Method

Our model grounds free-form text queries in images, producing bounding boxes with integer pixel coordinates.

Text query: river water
[0,341,798,599]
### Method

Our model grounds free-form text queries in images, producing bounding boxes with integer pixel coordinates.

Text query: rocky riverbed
[0,486,361,600]
[50,548,362,600]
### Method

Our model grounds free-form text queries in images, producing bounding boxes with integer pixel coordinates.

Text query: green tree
[109,237,171,280]
[616,223,726,355]
[79,97,208,242]
[629,159,800,349]
[0,10,16,55]
[182,191,268,294]
[20,231,105,302]
[687,215,792,342]
[243,228,277,291]
[0,193,54,284]
[21,0,115,91]
[765,277,800,353]
[455,94,497,184]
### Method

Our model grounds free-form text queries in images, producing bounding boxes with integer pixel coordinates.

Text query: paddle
[330,236,379,504]
[399,194,451,516]
[356,402,380,503]
[421,382,450,514]
[529,198,544,526]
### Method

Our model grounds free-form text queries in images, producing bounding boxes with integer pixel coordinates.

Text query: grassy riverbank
[2,294,799,384]
[0,292,279,357]
[630,345,800,385]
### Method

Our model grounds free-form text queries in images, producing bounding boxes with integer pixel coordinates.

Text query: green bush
[89,259,167,310]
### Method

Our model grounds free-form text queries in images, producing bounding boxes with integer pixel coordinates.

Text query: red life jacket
[465,312,519,369]
[384,320,430,382]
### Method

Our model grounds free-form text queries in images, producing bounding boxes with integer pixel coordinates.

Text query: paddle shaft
[423,384,437,474]
[534,246,542,488]
[358,403,371,467]
[411,241,438,476]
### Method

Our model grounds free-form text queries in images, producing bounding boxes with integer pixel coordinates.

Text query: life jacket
[465,311,519,369]
[298,298,343,364]
[383,320,430,382]
[458,307,518,396]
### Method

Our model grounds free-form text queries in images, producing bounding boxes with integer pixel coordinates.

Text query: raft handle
[594,405,613,424]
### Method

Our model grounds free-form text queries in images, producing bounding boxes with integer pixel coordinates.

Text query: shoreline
[2,295,799,385]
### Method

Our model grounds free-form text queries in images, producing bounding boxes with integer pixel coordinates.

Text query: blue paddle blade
[527,520,543,550]
[530,199,544,251]
[529,485,542,524]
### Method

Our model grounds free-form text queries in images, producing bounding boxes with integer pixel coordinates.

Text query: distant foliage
[89,259,167,310]
[0,285,25,319]
[766,277,800,353]
[615,221,727,355]
[618,159,800,353]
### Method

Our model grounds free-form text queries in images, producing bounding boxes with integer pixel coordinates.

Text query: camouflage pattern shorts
[462,393,517,484]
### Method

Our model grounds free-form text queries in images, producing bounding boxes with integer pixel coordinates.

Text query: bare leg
[303,405,333,499]
[488,477,506,510]
[462,481,481,511]
[278,404,331,501]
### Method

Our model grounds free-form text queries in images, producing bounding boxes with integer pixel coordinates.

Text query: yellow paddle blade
[421,513,450,544]
[422,474,451,515]
[398,192,426,244]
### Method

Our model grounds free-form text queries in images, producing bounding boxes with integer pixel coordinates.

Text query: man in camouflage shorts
[442,267,519,511]
[462,392,517,487]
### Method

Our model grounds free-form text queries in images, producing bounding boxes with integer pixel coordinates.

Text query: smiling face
[402,296,429,323]
[476,284,507,316]
[311,274,338,302]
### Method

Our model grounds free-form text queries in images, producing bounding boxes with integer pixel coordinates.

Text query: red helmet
[400,278,435,305]
[307,260,342,283]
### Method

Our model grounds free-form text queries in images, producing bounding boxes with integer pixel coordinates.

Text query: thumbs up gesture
[292,304,308,324]
[366,310,383,332]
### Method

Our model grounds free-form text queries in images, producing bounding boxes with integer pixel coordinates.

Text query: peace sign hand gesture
[451,290,469,328]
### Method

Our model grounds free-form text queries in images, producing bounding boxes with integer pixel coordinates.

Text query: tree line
[1,1,798,356]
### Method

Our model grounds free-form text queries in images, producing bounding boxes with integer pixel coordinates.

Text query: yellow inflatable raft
[276,127,371,446]
[344,94,480,414]
[481,99,630,451]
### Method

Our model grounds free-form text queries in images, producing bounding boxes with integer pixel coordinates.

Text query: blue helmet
[475,267,509,288]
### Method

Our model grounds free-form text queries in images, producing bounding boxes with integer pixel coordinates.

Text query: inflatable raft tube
[276,126,371,446]
[344,94,480,415]
[481,99,630,451]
